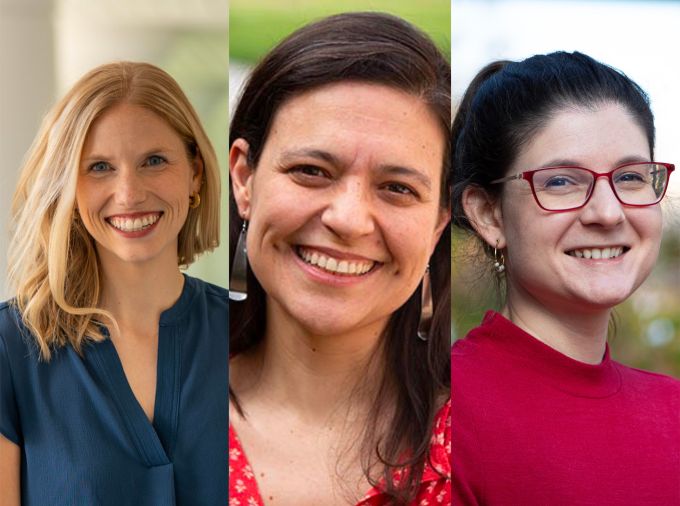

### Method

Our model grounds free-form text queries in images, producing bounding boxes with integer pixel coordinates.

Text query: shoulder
[452,311,499,358]
[186,275,228,302]
[428,398,451,478]
[613,360,680,398]
[0,300,38,358]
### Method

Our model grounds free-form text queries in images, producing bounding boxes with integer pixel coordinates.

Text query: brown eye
[384,182,417,197]
[291,165,327,177]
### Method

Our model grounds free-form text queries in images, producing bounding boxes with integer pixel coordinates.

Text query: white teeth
[298,247,375,276]
[568,247,625,260]
[108,213,160,232]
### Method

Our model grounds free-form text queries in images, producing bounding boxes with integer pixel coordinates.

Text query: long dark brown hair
[229,12,450,503]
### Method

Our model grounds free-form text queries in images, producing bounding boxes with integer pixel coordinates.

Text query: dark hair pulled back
[452,51,655,234]
[229,12,450,504]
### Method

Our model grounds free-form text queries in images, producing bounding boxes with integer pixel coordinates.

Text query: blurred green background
[229,0,450,64]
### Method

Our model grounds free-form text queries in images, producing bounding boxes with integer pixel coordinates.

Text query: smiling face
[230,82,447,337]
[497,102,662,313]
[76,102,202,269]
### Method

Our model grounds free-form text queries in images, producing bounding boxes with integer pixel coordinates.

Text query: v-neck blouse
[228,399,451,505]
[0,275,228,505]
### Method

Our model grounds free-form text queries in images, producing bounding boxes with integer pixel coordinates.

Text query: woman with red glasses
[452,52,680,505]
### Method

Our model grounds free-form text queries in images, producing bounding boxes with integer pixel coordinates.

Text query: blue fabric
[0,275,228,505]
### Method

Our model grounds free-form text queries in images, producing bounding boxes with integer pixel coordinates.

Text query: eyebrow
[80,147,174,163]
[537,155,651,169]
[378,164,432,191]
[278,148,433,190]
[278,148,341,167]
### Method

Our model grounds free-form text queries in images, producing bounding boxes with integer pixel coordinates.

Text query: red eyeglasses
[491,162,675,212]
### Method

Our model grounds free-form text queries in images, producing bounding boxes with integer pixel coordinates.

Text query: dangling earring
[229,220,248,301]
[417,264,433,341]
[493,240,505,274]
[189,192,201,209]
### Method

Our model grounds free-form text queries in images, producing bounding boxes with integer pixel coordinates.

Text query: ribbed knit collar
[469,311,622,398]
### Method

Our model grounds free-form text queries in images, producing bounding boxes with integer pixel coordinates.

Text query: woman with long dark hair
[452,52,680,505]
[228,12,451,505]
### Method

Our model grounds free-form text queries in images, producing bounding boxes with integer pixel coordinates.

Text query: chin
[571,284,636,310]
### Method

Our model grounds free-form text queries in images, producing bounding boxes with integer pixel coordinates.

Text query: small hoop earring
[189,192,201,209]
[493,240,505,274]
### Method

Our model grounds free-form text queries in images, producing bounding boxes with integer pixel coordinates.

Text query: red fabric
[229,400,451,505]
[452,311,680,505]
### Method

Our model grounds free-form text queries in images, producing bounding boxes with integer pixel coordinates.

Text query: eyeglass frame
[490,161,675,212]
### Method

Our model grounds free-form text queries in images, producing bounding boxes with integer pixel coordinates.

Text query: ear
[191,150,204,194]
[462,185,506,249]
[430,207,451,255]
[229,138,254,219]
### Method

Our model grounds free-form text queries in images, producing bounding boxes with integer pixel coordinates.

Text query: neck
[98,250,184,336]
[232,298,387,423]
[504,285,610,365]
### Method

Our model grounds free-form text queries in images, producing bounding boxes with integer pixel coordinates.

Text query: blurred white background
[0,0,228,299]
[452,0,680,199]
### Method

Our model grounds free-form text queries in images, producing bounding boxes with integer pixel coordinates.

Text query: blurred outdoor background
[452,0,680,377]
[229,0,450,116]
[0,0,228,298]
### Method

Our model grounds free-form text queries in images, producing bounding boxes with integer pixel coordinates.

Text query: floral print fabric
[228,400,451,505]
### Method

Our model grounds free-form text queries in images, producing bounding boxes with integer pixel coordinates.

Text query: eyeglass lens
[532,163,669,210]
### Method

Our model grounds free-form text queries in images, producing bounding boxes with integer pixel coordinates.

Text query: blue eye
[89,161,111,172]
[615,171,646,183]
[146,155,167,167]
[543,176,574,188]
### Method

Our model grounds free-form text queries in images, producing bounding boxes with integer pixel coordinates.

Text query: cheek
[247,190,308,252]
[381,209,439,273]
[633,208,663,259]
[75,181,102,223]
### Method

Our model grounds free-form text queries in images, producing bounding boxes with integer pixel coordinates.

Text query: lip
[105,211,162,238]
[292,245,383,286]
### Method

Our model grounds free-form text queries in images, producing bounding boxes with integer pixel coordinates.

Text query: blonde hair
[8,61,220,360]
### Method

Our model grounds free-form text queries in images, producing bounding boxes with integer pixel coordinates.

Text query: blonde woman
[0,62,227,505]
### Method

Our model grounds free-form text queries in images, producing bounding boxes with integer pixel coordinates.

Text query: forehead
[512,102,650,170]
[82,103,182,153]
[261,82,445,172]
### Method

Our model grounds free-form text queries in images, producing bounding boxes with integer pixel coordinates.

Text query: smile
[296,246,376,276]
[566,246,628,259]
[107,212,162,233]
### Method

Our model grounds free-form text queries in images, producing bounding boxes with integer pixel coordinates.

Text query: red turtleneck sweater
[452,311,680,505]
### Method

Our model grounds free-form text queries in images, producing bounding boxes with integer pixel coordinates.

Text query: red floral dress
[229,400,451,505]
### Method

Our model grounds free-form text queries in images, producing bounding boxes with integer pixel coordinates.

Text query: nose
[320,179,375,239]
[114,167,146,207]
[579,177,625,227]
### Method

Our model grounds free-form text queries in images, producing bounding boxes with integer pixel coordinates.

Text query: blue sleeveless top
[0,275,227,505]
